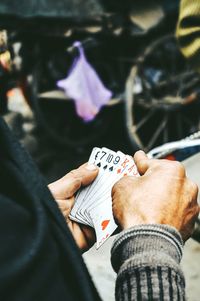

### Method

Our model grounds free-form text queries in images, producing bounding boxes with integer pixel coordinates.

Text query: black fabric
[0,116,101,301]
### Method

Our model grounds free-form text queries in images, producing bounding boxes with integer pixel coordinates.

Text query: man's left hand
[48,163,98,252]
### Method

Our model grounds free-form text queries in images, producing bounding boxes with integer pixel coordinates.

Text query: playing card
[83,152,126,220]
[88,200,117,249]
[74,147,115,225]
[85,154,140,247]
[70,147,101,225]
[69,147,139,248]
[79,148,125,224]
[87,154,139,214]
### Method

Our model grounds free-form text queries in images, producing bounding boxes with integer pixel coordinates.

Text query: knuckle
[187,179,199,196]
[112,177,130,195]
[112,180,122,195]
[173,160,184,171]
[192,182,199,196]
[168,160,186,176]
[111,183,117,197]
[67,170,81,182]
[177,162,185,176]
[112,176,134,196]
[73,178,82,189]
[66,170,81,186]
[68,169,78,178]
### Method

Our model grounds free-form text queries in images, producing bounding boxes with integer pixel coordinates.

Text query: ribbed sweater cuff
[111,224,183,273]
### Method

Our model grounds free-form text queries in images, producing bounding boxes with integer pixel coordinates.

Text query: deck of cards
[70,147,139,249]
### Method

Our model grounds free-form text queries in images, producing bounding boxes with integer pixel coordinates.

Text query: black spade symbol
[109,166,114,172]
[103,165,108,170]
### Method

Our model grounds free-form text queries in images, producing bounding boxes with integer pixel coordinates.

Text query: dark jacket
[0,116,101,301]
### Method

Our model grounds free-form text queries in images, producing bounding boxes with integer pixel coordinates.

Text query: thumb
[134,150,150,175]
[49,163,99,199]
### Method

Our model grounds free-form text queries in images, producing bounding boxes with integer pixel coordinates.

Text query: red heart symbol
[101,220,110,230]
[117,169,121,174]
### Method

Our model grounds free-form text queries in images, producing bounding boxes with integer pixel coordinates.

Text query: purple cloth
[57,41,112,122]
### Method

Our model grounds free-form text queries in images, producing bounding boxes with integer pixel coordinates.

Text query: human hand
[48,163,98,252]
[112,150,199,241]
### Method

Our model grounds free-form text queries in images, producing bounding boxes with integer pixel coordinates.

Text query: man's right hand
[112,150,200,241]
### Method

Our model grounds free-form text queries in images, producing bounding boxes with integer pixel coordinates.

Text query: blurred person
[0,115,199,301]
[176,0,200,71]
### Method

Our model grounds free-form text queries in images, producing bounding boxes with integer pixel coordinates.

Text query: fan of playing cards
[70,147,139,249]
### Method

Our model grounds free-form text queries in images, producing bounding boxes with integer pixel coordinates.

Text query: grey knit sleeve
[111,224,185,301]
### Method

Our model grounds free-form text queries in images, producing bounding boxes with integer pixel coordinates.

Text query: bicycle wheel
[125,34,200,152]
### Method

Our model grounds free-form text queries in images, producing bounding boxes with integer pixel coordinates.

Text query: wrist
[122,217,153,229]
[111,224,184,273]
[121,216,161,230]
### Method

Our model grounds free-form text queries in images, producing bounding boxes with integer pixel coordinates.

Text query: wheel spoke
[133,109,155,132]
[163,114,169,143]
[147,115,168,150]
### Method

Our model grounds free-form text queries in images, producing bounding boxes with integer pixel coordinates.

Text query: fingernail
[86,163,98,171]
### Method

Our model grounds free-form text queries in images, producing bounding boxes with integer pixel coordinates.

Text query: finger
[134,150,150,175]
[79,224,96,251]
[49,163,98,199]
[69,222,96,252]
[112,175,139,197]
[191,181,199,203]
[56,198,75,219]
[65,163,99,187]
[185,179,199,204]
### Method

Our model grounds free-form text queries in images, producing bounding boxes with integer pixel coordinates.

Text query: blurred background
[0,0,200,300]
